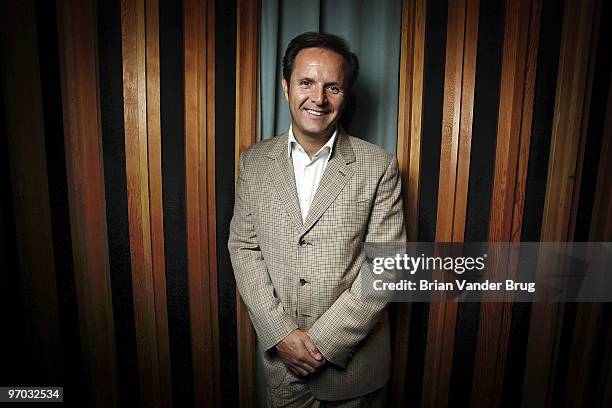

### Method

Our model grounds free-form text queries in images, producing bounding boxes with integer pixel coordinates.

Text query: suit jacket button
[299,239,307,247]
[299,278,307,286]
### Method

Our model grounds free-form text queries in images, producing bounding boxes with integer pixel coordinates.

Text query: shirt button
[299,278,307,286]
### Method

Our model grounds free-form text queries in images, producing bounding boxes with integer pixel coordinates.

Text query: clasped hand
[275,329,326,376]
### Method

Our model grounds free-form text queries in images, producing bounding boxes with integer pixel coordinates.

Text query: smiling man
[229,32,406,407]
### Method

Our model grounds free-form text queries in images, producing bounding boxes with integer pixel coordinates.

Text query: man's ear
[281,78,289,102]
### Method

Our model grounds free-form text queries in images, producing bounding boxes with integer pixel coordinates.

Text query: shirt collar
[287,124,337,159]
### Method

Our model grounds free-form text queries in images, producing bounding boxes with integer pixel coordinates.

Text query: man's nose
[310,86,327,105]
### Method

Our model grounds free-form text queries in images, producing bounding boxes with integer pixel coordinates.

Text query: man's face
[282,47,347,141]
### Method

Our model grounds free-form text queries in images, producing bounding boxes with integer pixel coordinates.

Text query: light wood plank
[184,0,221,406]
[235,0,260,406]
[145,0,174,406]
[121,0,173,406]
[390,0,426,404]
[391,1,426,403]
[56,0,119,406]
[422,0,478,406]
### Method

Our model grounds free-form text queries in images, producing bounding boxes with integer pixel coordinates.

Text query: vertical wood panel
[422,0,478,406]
[396,0,426,243]
[184,0,220,406]
[522,0,600,406]
[470,1,541,406]
[120,0,172,406]
[391,0,426,404]
[145,0,174,405]
[235,0,260,406]
[0,0,63,384]
[56,0,119,406]
[564,62,612,408]
[587,70,612,241]
[562,1,604,405]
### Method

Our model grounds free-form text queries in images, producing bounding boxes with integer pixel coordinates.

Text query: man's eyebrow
[295,76,315,83]
[295,77,343,87]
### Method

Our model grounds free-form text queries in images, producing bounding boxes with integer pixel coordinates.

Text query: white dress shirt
[288,125,337,222]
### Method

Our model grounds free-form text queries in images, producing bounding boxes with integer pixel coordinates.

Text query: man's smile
[304,108,329,117]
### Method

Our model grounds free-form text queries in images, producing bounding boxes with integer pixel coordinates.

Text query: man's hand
[275,329,326,376]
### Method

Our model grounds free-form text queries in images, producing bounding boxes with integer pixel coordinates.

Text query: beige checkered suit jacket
[228,128,406,401]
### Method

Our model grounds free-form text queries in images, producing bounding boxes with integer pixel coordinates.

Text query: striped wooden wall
[1,0,611,407]
[1,0,233,406]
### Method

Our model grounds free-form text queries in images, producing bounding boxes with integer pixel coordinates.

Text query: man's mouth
[305,108,329,117]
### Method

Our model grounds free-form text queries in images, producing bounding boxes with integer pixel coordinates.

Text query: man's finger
[302,336,322,361]
[289,365,309,377]
[292,358,316,374]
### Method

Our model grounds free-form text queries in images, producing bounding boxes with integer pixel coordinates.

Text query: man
[229,32,406,407]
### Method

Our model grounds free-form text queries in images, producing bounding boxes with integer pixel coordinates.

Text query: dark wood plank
[184,0,221,406]
[56,0,119,406]
[235,1,260,407]
[0,0,63,384]
[469,1,540,406]
[563,1,604,406]
[522,0,600,406]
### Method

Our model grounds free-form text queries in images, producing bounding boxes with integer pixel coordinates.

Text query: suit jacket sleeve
[228,153,298,351]
[308,156,406,368]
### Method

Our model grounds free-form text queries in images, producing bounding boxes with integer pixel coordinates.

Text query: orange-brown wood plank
[120,0,172,406]
[422,0,478,406]
[396,0,426,243]
[56,0,119,406]
[184,0,221,406]
[391,0,426,404]
[0,0,63,384]
[469,1,541,406]
[204,0,222,405]
[235,0,260,406]
[522,0,601,406]
[145,0,174,406]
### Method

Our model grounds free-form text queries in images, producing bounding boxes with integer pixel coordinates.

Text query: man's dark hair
[282,32,359,89]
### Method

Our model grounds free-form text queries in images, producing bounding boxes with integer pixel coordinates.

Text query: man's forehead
[292,48,346,75]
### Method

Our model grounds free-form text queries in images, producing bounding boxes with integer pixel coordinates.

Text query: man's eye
[298,80,311,87]
[326,86,341,94]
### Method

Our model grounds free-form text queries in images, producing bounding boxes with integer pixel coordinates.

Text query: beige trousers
[266,370,386,408]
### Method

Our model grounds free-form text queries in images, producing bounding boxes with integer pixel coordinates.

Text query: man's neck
[292,128,335,159]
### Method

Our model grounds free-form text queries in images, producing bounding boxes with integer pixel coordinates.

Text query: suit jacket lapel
[266,133,304,229]
[301,128,356,235]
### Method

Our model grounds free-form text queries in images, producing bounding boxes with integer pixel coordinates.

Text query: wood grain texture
[390,0,425,404]
[120,0,172,406]
[184,0,221,406]
[469,1,541,406]
[145,0,174,406]
[522,0,600,406]
[391,1,426,404]
[235,1,260,407]
[0,0,63,384]
[56,0,119,406]
[563,1,603,406]
[396,0,426,243]
[422,0,478,406]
